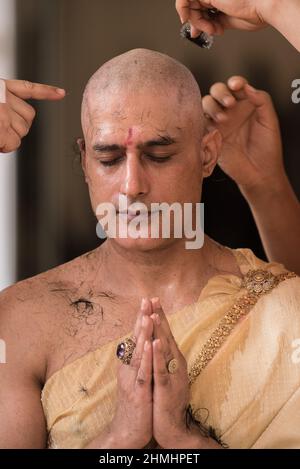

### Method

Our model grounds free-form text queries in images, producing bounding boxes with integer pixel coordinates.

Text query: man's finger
[136,340,152,389]
[0,79,6,103]
[151,313,168,356]
[151,298,178,350]
[5,79,65,101]
[132,298,153,341]
[151,298,171,334]
[153,339,170,387]
[130,315,153,371]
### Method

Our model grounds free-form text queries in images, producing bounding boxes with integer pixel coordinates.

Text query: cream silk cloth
[41,249,300,449]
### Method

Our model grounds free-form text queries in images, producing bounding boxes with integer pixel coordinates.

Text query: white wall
[0,0,16,291]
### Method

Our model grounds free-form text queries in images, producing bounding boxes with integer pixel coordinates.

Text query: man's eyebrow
[141,135,177,147]
[92,135,177,152]
[93,144,122,152]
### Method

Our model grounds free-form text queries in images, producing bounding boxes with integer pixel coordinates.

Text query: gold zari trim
[188,270,297,385]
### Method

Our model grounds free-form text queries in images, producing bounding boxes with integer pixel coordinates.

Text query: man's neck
[96,236,229,305]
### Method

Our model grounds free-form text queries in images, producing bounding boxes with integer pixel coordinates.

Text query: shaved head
[81,48,204,138]
[80,49,220,253]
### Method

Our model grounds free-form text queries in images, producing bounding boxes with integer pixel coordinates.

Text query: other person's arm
[202,76,300,274]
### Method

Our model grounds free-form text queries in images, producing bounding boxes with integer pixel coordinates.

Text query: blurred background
[0,0,299,289]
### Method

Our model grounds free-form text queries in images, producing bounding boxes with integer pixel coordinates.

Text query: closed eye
[99,157,124,167]
[99,154,172,167]
[145,154,172,163]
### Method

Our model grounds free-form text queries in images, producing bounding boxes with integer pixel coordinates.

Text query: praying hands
[86,298,221,449]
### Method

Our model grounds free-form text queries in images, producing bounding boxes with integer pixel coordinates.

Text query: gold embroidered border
[188,270,297,385]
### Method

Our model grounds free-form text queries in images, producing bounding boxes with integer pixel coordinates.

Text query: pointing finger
[5,79,66,101]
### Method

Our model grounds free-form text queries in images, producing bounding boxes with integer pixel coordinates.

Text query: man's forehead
[88,122,184,145]
[85,86,186,124]
[86,105,186,140]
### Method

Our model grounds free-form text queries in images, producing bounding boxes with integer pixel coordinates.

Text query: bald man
[0,49,300,450]
[1,71,299,274]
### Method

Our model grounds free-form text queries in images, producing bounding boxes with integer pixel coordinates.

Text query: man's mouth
[117,210,159,221]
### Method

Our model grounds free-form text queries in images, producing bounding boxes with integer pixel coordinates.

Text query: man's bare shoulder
[0,248,98,314]
[0,248,102,380]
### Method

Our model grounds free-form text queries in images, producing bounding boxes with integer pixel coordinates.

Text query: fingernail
[141,298,147,309]
[151,297,160,307]
[56,88,66,95]
[154,339,161,350]
[229,79,239,88]
[223,96,235,106]
[216,112,227,122]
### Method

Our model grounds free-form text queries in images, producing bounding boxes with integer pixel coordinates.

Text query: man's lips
[117,210,159,220]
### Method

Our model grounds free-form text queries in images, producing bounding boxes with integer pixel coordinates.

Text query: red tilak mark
[125,128,133,146]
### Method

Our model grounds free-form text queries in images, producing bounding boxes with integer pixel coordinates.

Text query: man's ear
[77,138,88,182]
[201,129,222,178]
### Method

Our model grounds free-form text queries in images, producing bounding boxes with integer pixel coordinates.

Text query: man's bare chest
[44,288,139,383]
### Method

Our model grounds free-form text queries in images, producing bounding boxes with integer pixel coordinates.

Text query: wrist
[103,421,145,449]
[162,426,223,449]
[259,0,287,28]
[257,0,290,30]
[84,429,121,449]
[238,171,291,204]
[182,428,223,449]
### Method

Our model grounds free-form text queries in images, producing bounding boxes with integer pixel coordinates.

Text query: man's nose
[119,155,149,199]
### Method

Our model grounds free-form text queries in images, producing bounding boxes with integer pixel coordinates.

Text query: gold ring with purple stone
[116,337,136,365]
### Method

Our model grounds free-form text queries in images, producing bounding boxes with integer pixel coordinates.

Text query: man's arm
[202,76,300,275]
[0,288,47,448]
